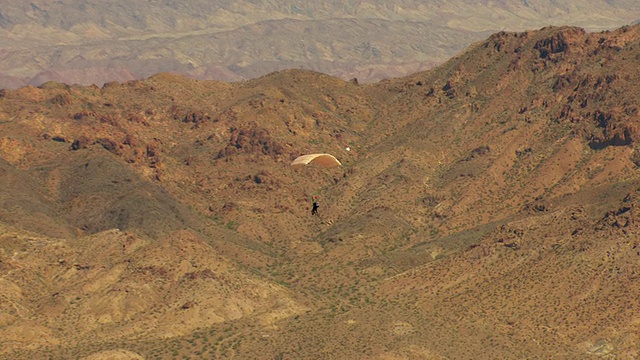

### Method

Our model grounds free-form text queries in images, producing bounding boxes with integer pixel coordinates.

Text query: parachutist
[290,154,339,217]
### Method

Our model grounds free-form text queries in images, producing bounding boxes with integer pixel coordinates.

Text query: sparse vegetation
[2,23,640,360]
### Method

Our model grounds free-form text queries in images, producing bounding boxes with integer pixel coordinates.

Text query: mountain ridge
[1,23,640,358]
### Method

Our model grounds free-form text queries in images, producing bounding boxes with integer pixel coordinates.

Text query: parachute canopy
[291,153,341,169]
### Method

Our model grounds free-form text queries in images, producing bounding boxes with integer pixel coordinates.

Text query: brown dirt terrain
[1,24,640,359]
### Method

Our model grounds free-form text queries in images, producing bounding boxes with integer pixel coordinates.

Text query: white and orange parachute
[290,153,342,169]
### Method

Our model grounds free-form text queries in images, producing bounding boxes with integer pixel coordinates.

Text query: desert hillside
[1,0,640,88]
[1,24,640,359]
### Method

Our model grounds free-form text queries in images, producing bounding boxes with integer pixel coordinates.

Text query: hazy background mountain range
[1,0,640,89]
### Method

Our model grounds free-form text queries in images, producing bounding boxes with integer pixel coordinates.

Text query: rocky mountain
[1,23,640,359]
[1,0,640,89]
